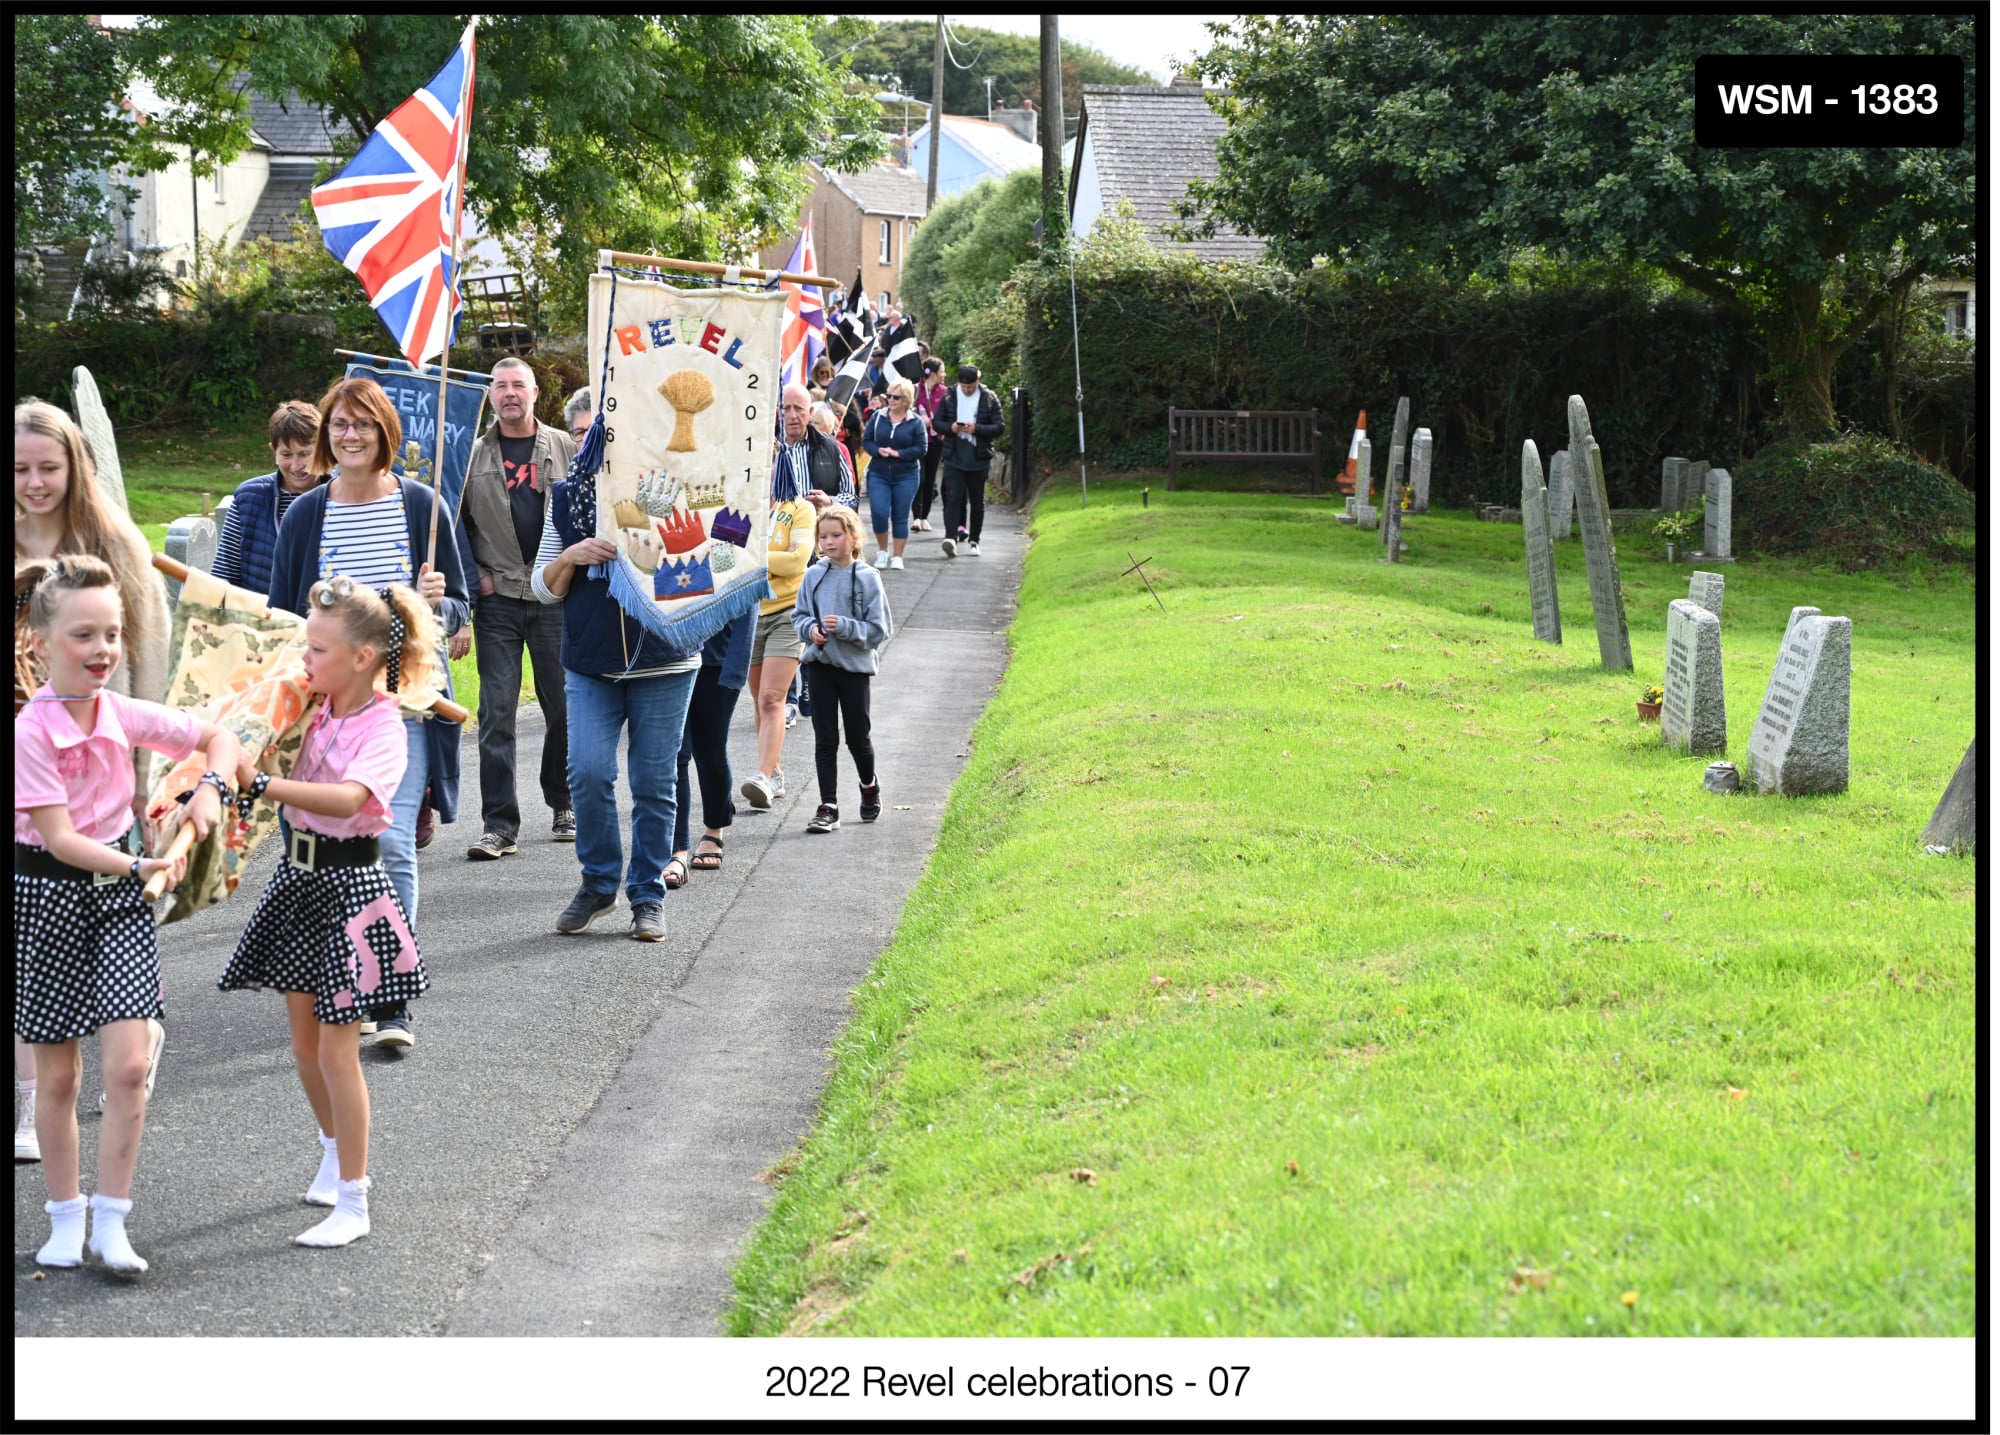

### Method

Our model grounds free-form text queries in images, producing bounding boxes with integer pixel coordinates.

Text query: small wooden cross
[1122,551,1165,612]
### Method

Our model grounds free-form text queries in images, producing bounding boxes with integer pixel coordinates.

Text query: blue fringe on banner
[599,552,771,656]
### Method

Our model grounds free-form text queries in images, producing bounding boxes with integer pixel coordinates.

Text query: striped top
[318,492,414,588]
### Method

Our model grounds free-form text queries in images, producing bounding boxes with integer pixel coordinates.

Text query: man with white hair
[458,356,578,859]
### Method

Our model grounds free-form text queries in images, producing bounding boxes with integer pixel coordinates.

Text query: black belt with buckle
[284,829,382,872]
[13,842,128,886]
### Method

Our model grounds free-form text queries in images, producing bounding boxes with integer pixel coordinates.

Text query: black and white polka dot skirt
[219,858,428,1026]
[14,871,165,1043]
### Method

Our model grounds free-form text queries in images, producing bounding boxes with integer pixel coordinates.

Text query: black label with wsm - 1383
[1694,55,1964,147]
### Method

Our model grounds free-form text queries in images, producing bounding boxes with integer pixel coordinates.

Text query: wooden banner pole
[149,554,469,723]
[598,250,839,289]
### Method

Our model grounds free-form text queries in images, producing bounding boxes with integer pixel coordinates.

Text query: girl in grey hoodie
[792,506,893,833]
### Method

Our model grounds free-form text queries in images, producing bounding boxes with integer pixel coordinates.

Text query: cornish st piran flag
[778,217,825,390]
[311,22,477,365]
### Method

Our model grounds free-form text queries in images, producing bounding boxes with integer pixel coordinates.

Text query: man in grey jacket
[457,357,577,858]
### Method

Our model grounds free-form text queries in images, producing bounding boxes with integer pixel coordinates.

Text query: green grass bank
[727,483,1976,1337]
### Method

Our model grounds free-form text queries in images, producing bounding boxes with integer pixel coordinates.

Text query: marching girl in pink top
[221,577,435,1248]
[14,555,241,1273]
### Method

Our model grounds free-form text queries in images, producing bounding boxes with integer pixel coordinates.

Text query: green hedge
[1011,253,1972,510]
[1733,433,1973,568]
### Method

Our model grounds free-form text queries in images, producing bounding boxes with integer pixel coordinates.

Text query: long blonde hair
[14,401,159,666]
[307,578,440,697]
[814,504,866,565]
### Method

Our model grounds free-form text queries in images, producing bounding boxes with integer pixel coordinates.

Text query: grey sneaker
[468,831,517,860]
[557,886,618,934]
[741,772,773,809]
[940,537,957,558]
[629,902,665,942]
[551,810,576,842]
[769,769,787,800]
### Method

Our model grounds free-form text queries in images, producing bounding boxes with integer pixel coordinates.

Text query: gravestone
[1688,570,1725,617]
[1381,444,1404,548]
[1353,437,1373,508]
[1355,503,1379,531]
[1745,614,1851,795]
[1546,450,1574,541]
[1386,396,1410,493]
[1339,495,1357,524]
[1702,467,1733,560]
[1661,598,1726,755]
[1410,428,1434,513]
[162,516,218,607]
[71,366,128,516]
[1920,741,1976,854]
[1567,395,1633,671]
[1660,457,1685,513]
[1520,440,1560,643]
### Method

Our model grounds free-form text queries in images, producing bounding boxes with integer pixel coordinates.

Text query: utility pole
[926,17,944,209]
[1038,15,1066,244]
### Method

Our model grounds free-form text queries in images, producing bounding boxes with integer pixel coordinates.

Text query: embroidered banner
[585,272,782,633]
[145,567,443,924]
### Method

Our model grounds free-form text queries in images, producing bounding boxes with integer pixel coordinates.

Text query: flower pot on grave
[1636,701,1662,722]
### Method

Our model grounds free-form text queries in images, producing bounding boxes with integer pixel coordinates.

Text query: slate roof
[244,93,352,158]
[913,114,1045,178]
[242,177,317,242]
[825,162,929,219]
[1072,85,1265,264]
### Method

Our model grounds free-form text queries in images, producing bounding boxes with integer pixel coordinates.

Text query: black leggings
[913,440,942,520]
[941,464,986,543]
[674,664,742,852]
[803,663,874,805]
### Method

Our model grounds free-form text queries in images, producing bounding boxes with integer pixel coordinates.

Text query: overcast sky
[876,15,1238,84]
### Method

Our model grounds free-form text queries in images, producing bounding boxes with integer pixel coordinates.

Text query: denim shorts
[752,607,804,664]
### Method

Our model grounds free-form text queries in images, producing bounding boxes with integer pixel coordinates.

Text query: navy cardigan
[267,478,471,824]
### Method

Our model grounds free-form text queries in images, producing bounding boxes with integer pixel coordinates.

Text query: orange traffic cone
[1341,410,1367,496]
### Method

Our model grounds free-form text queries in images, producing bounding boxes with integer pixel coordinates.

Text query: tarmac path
[13,508,1023,1337]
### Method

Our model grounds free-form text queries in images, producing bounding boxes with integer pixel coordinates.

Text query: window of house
[879,219,891,264]
[880,291,892,312]
[1941,291,1973,338]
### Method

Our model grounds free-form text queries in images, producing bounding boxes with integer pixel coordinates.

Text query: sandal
[664,856,690,890]
[690,835,724,871]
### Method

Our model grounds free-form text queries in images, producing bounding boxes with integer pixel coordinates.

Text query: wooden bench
[1167,407,1321,491]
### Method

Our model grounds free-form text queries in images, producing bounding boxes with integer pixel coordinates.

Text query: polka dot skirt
[220,858,428,1025]
[14,871,165,1043]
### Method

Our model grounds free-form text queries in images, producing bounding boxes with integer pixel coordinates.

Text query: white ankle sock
[38,1195,86,1268]
[306,1134,340,1206]
[296,1175,370,1247]
[87,1193,148,1273]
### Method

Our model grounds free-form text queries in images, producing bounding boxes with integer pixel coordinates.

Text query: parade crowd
[12,313,1005,1270]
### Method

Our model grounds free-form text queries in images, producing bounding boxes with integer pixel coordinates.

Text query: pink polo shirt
[285,695,407,839]
[15,687,202,847]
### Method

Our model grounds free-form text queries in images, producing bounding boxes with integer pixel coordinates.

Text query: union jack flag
[311,22,477,366]
[778,216,825,390]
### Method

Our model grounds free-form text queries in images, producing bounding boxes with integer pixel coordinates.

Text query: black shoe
[556,886,618,934]
[551,810,576,843]
[858,781,881,822]
[629,902,665,942]
[373,1012,414,1050]
[806,804,840,833]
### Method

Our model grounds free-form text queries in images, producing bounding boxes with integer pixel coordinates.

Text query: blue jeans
[868,469,919,541]
[566,666,697,908]
[381,715,428,927]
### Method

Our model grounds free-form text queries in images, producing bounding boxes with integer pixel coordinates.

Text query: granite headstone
[1381,444,1404,549]
[1920,741,1976,855]
[1688,570,1725,617]
[1567,396,1633,671]
[161,516,218,607]
[71,366,128,516]
[1660,457,1685,514]
[1521,440,1560,643]
[1745,614,1851,795]
[1546,450,1574,541]
[1662,598,1726,755]
[1703,467,1733,560]
[1410,428,1434,513]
